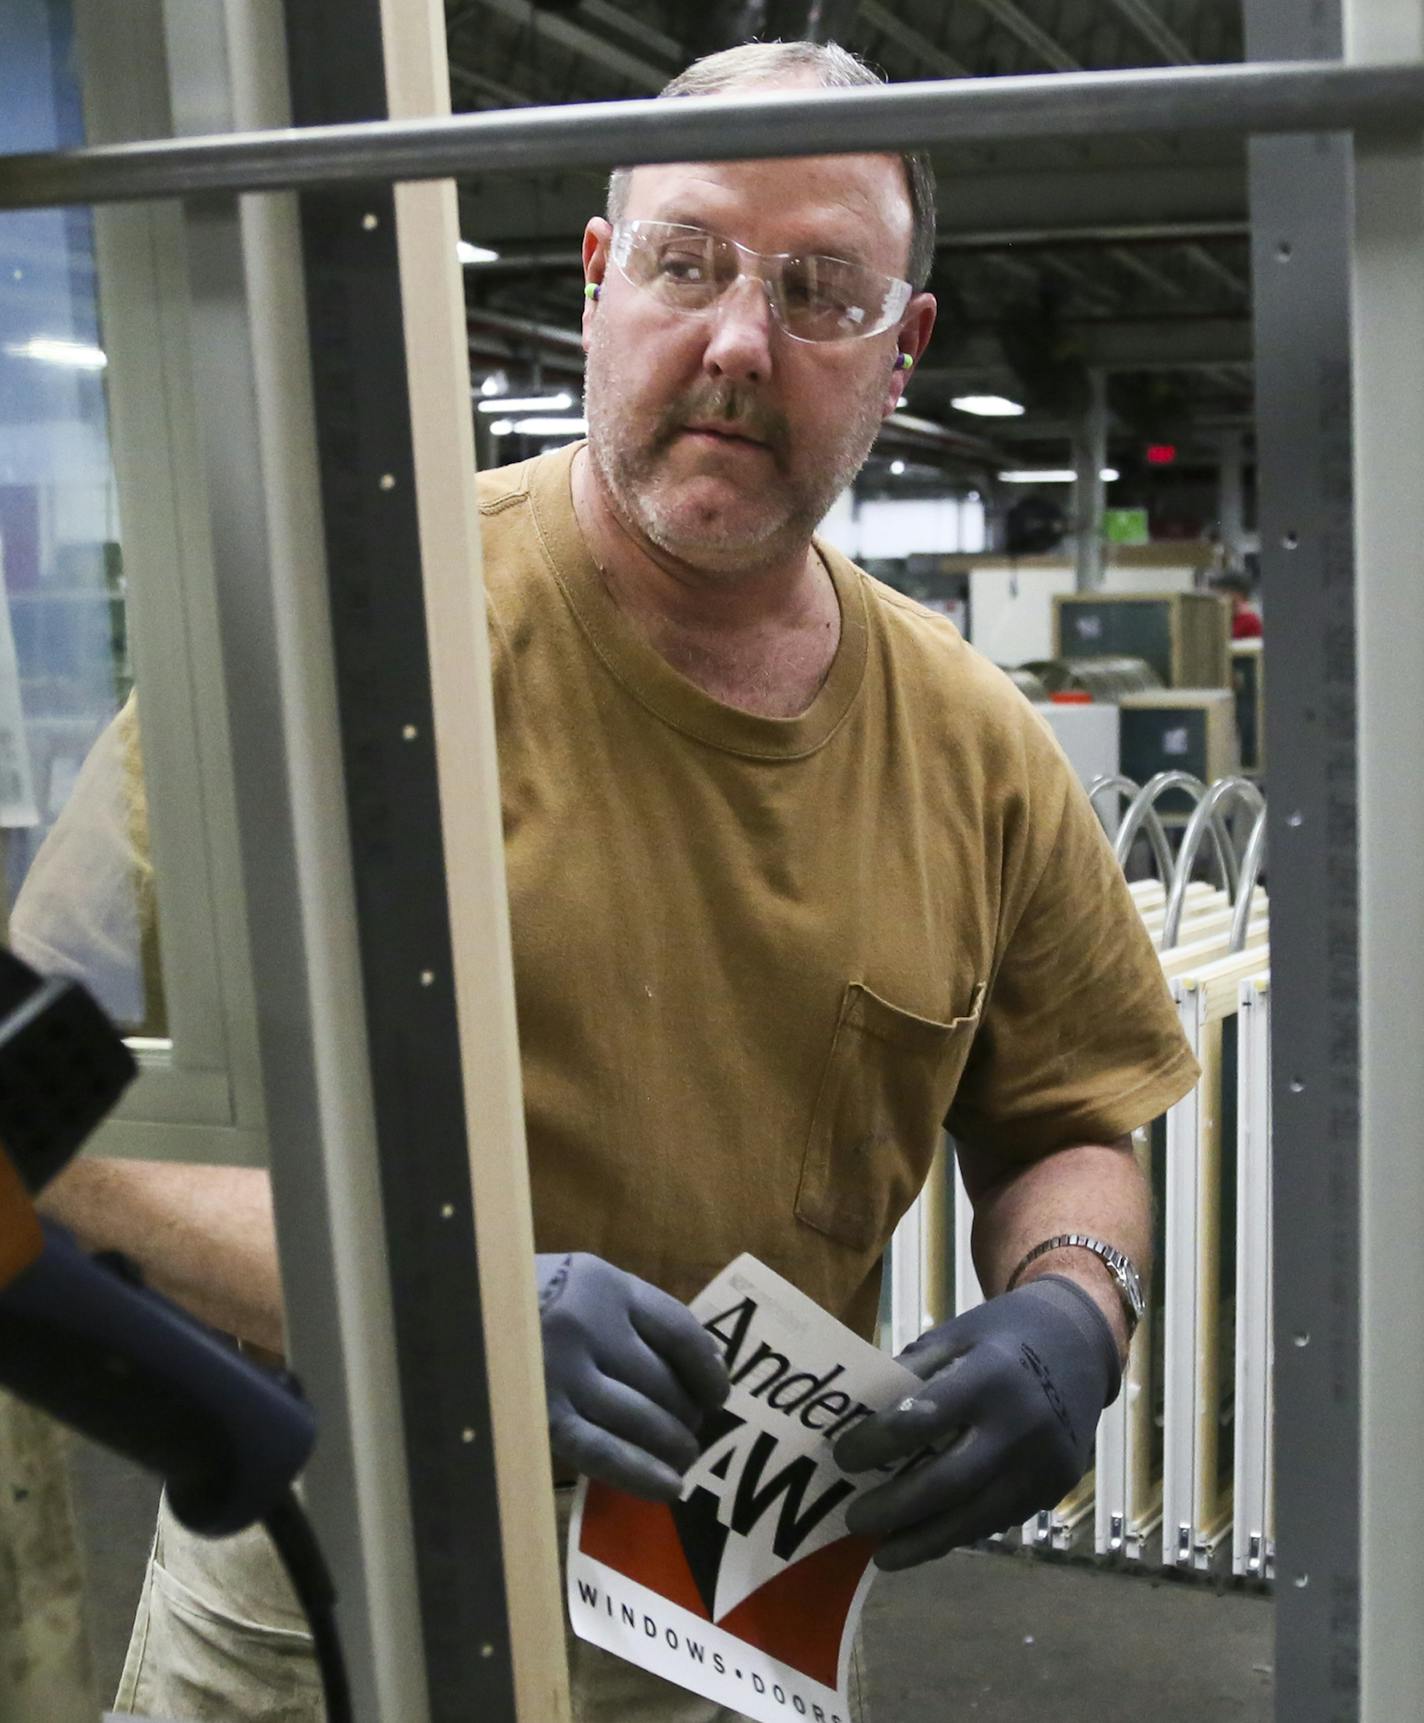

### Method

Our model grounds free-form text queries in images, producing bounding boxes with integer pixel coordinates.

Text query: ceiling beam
[472,0,674,90]
[858,0,973,80]
[448,63,538,108]
[920,314,1253,381]
[977,250,1040,286]
[949,0,1177,172]
[1032,253,1122,315]
[877,408,1012,466]
[1109,244,1191,298]
[468,305,586,352]
[960,0,1082,73]
[467,309,1251,377]
[1184,242,1250,297]
[456,153,1248,250]
[1101,0,1199,67]
[940,219,1248,251]
[577,0,683,64]
[772,0,865,45]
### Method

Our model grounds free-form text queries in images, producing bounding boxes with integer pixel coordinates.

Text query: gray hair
[605,40,937,290]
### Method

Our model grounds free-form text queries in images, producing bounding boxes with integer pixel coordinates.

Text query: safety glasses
[608,219,913,344]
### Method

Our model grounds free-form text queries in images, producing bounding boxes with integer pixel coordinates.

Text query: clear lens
[611,222,909,342]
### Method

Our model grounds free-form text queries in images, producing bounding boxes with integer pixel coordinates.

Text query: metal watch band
[1005,1232,1146,1337]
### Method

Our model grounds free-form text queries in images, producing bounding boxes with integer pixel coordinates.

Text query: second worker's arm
[39,1158,728,1500]
[39,1156,286,1353]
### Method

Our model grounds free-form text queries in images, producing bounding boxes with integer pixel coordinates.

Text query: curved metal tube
[1088,775,1174,882]
[1111,770,1219,884]
[1229,807,1269,953]
[1114,771,1202,871]
[1163,776,1268,948]
[1115,773,1239,946]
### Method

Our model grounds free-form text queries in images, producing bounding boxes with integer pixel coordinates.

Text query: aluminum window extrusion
[274,0,569,1714]
[154,5,430,1719]
[1346,1,1424,1712]
[3,60,1424,212]
[1233,974,1273,1584]
[1244,1,1366,1718]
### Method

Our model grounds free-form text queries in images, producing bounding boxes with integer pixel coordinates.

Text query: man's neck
[571,447,841,718]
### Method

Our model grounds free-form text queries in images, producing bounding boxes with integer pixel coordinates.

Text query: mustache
[654,381,790,465]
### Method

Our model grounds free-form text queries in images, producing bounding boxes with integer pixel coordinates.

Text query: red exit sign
[1146,443,1178,466]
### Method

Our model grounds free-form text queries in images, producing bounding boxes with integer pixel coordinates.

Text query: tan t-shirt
[10,445,1198,1340]
[486,444,1198,1336]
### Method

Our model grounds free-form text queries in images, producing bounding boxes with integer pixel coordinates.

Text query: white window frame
[69,0,265,1164]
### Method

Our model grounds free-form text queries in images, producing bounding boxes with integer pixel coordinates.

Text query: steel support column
[1073,368,1108,589]
[1245,4,1361,1720]
[1217,429,1247,566]
[1344,7,1424,1716]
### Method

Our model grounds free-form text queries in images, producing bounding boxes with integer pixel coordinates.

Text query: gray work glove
[834,1275,1121,1570]
[538,1252,731,1501]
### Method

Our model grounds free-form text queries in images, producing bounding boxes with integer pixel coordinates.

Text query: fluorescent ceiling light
[457,241,500,265]
[997,468,1119,483]
[490,416,588,437]
[477,393,574,414]
[5,336,107,370]
[952,394,1025,417]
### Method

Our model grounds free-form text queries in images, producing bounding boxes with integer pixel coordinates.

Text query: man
[19,40,1198,1723]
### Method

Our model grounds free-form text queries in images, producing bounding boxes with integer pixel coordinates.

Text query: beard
[583,325,885,572]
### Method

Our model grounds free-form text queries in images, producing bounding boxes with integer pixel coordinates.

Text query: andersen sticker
[567,1254,921,1723]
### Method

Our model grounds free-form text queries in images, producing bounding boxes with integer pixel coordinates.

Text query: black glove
[538,1252,731,1501]
[834,1275,1121,1570]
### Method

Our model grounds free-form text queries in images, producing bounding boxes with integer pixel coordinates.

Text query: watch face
[1102,1250,1144,1326]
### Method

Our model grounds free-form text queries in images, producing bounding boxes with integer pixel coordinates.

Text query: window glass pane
[1,0,157,1034]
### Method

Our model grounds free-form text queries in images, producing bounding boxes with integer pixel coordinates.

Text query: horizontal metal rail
[0,60,1422,212]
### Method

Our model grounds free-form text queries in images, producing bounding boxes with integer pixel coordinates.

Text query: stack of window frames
[1161,942,1270,1570]
[887,831,1272,1573]
[1082,888,1268,1559]
[1232,973,1275,1580]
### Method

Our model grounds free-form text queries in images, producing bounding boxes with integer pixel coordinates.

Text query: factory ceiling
[447,0,1254,482]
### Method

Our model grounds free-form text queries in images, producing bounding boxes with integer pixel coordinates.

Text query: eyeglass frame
[604,218,916,345]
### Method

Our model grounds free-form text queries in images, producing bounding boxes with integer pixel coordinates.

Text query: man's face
[581,136,935,575]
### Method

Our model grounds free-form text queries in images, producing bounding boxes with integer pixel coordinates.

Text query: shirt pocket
[794,980,986,1255]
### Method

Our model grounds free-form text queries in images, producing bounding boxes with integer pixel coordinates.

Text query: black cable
[263,1484,354,1723]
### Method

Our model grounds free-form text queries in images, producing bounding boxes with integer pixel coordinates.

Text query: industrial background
[450,0,1255,556]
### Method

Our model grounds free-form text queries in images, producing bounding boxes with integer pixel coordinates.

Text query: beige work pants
[115,1489,871,1723]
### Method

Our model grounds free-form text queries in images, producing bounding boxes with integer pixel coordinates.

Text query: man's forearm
[37,1157,285,1354]
[957,1135,1151,1361]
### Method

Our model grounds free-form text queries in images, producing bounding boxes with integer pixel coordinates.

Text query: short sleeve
[946,710,1199,1159]
[8,694,165,1036]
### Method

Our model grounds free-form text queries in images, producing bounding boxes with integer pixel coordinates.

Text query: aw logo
[576,1403,878,1686]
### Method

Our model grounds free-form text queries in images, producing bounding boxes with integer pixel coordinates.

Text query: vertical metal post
[163,0,567,1717]
[1074,368,1108,589]
[1217,429,1247,568]
[156,5,427,1716]
[271,0,567,1714]
[1343,5,1424,1714]
[1245,3,1361,1719]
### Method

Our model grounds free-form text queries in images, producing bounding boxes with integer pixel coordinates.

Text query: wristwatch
[1006,1233,1146,1340]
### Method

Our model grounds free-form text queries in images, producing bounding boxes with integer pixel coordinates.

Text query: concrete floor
[72,1440,1274,1721]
